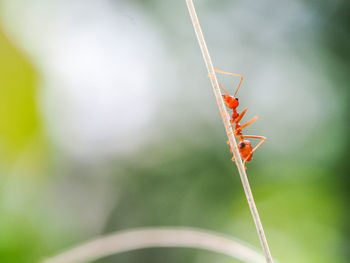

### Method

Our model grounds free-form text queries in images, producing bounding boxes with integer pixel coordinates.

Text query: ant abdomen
[238,140,253,162]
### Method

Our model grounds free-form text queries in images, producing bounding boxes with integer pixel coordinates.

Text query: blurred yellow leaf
[0,26,39,160]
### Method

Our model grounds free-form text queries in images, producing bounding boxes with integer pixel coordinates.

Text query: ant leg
[234,116,259,134]
[227,108,249,136]
[242,135,267,166]
[214,68,243,97]
[227,115,258,136]
[243,158,248,167]
[226,140,234,155]
[219,111,230,119]
[218,82,230,95]
[230,108,248,128]
[227,108,248,137]
[226,138,236,162]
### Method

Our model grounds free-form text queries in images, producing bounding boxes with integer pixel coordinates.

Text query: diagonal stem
[185,1,274,262]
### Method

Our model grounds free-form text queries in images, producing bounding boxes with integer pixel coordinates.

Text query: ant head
[222,95,239,109]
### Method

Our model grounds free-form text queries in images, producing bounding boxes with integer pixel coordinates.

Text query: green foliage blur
[0,0,349,263]
[0,27,46,262]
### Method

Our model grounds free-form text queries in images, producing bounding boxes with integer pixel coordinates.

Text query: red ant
[215,68,266,170]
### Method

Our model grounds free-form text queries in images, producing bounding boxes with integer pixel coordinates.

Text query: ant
[215,68,266,170]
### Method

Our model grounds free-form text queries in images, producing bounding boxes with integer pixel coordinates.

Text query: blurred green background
[0,0,349,262]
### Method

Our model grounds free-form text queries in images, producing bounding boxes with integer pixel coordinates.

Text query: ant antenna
[219,83,230,95]
[214,67,243,97]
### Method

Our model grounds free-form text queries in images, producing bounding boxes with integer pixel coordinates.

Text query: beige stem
[43,227,266,263]
[185,1,273,262]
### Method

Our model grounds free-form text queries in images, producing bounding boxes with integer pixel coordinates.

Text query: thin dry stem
[43,227,266,263]
[185,1,273,262]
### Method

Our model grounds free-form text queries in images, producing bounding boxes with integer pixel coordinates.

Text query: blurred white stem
[43,227,266,263]
[185,1,273,262]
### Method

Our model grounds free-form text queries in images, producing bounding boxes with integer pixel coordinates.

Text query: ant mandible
[215,68,266,170]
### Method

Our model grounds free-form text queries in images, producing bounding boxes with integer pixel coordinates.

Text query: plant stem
[44,227,266,263]
[185,1,273,262]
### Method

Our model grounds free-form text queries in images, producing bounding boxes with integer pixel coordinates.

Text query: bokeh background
[0,0,349,262]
